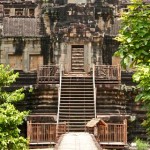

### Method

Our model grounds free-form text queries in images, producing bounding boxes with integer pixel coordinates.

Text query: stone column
[98,43,103,65]
[23,41,29,72]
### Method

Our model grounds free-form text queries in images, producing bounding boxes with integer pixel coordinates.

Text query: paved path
[55,132,102,150]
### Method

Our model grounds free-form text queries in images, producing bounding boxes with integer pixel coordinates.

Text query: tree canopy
[0,65,28,150]
[115,0,150,135]
[115,0,150,68]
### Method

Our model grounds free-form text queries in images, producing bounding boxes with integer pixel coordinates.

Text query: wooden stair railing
[98,119,127,144]
[37,65,60,84]
[95,65,121,83]
[27,121,67,144]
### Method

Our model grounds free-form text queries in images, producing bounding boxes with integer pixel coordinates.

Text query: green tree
[0,65,28,150]
[115,0,150,135]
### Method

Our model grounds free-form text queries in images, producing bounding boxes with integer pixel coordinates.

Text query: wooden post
[37,66,39,84]
[123,119,127,144]
[114,125,117,142]
[27,121,30,141]
[118,65,121,81]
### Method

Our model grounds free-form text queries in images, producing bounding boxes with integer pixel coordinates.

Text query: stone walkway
[55,132,101,150]
[30,148,54,150]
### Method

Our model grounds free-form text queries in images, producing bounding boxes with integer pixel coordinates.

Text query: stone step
[72,64,84,67]
[72,49,84,52]
[59,108,94,112]
[71,69,85,72]
[72,59,84,62]
[65,122,91,126]
[61,91,93,94]
[59,118,93,122]
[71,66,84,71]
[59,76,94,131]
[60,103,94,106]
[72,61,84,63]
[62,81,92,85]
[59,115,94,118]
[61,86,93,90]
[72,57,84,59]
[71,68,84,71]
[72,57,84,60]
[61,89,93,92]
[60,97,94,100]
[62,78,92,82]
[72,53,84,56]
[72,51,84,53]
[59,112,94,115]
[59,105,94,108]
[61,85,93,88]
[62,76,92,79]
[59,120,91,126]
[60,100,94,103]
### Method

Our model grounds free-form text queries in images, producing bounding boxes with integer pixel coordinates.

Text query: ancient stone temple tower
[0,0,147,149]
[43,0,120,73]
[0,0,121,71]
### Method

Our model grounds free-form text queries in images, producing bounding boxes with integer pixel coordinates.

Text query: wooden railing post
[118,64,121,81]
[37,66,39,85]
[123,119,127,144]
[27,121,30,141]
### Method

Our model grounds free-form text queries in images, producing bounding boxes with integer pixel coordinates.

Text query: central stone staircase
[58,76,95,132]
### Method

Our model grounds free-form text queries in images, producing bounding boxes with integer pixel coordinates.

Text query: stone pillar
[94,42,103,65]
[23,43,29,72]
[64,43,71,73]
[87,42,92,72]
[60,43,65,64]
[54,42,59,64]
[95,44,99,65]
[98,43,103,65]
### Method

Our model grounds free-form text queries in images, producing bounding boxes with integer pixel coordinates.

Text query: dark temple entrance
[71,45,84,72]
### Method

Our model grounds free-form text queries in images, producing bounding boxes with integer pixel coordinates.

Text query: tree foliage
[115,0,150,68]
[133,65,150,102]
[0,65,28,150]
[115,0,150,135]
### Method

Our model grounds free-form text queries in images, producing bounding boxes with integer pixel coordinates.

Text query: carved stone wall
[0,0,124,72]
[0,38,43,71]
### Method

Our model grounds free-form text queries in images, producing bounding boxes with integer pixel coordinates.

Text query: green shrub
[135,138,149,150]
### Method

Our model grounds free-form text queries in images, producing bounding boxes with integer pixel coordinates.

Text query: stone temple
[0,0,148,149]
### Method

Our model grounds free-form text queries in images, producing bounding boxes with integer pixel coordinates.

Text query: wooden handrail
[93,64,96,118]
[57,64,63,124]
[56,64,63,137]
